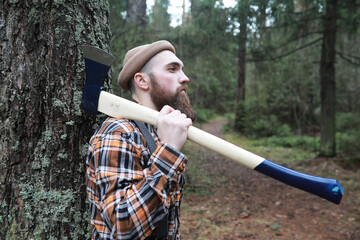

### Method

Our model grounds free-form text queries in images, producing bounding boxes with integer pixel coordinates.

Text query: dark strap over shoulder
[133,120,169,240]
[134,120,157,154]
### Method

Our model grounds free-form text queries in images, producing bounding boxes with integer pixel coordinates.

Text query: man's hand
[157,105,192,151]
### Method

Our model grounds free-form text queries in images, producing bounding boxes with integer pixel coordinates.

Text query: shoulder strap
[134,120,157,154]
[133,120,169,240]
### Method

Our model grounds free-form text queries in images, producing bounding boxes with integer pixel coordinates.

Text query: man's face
[147,51,197,121]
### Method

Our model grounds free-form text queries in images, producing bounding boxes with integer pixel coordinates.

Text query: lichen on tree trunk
[0,1,111,239]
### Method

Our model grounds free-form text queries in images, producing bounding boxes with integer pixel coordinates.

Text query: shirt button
[177,170,181,175]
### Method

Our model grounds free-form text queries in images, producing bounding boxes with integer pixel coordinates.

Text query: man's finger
[184,118,192,128]
[159,105,174,116]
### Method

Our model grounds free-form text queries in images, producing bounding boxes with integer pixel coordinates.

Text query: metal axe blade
[80,46,343,205]
[80,45,116,114]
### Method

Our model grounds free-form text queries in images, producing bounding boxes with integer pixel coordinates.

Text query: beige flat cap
[117,40,175,90]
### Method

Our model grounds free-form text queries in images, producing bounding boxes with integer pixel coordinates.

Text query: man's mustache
[177,84,188,94]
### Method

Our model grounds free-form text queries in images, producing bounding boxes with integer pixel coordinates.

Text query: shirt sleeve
[86,125,187,239]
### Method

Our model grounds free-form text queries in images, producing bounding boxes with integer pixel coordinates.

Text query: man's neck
[132,93,157,111]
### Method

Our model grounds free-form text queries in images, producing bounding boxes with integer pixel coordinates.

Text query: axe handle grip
[97,91,343,204]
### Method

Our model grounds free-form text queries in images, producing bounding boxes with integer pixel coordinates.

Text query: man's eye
[168,67,175,72]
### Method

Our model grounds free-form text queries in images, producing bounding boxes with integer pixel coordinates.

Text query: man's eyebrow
[166,61,184,69]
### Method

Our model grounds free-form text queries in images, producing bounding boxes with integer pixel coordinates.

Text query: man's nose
[179,71,189,84]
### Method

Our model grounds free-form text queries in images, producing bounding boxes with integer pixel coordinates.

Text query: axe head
[80,45,116,114]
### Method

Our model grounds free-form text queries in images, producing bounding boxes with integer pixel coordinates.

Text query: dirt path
[181,118,360,239]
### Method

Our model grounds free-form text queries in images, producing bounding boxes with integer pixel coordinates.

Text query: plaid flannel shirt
[86,118,187,240]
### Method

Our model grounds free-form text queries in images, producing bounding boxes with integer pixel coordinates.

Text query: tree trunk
[0,1,111,239]
[126,0,147,27]
[235,0,248,131]
[152,0,170,31]
[182,0,187,26]
[319,0,338,157]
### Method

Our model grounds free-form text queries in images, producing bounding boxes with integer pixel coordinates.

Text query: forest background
[111,0,359,158]
[1,0,359,239]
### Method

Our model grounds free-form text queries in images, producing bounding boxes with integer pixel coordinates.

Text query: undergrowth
[182,143,213,197]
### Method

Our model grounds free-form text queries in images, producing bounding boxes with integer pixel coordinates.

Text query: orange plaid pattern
[86,118,187,239]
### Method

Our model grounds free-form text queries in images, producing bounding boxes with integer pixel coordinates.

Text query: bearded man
[86,40,196,240]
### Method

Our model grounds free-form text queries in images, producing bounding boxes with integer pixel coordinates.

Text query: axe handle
[98,91,343,204]
[99,91,263,168]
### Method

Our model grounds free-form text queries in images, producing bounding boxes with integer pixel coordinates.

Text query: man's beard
[149,74,197,122]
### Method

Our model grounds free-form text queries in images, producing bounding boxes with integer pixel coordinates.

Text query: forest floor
[180,117,360,240]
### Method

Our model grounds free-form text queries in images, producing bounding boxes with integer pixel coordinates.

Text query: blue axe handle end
[254,159,343,204]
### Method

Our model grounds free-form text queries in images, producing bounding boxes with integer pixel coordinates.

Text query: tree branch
[248,37,323,62]
[336,51,360,66]
[263,31,323,52]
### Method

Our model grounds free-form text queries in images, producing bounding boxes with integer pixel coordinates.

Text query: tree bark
[319,0,338,157]
[0,1,111,239]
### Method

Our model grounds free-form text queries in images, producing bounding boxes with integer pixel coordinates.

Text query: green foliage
[182,143,212,197]
[255,135,319,152]
[243,112,360,156]
[238,99,293,138]
[336,112,360,155]
[337,132,358,154]
[336,112,360,132]
[195,108,216,123]
[247,114,281,137]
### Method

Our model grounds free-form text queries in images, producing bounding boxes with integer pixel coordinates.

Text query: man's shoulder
[92,118,137,139]
[103,118,135,132]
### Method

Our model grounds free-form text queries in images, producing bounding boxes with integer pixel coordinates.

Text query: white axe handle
[99,91,264,169]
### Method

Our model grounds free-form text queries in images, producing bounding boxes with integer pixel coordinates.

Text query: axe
[80,45,343,204]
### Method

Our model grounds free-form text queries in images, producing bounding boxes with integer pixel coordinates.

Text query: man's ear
[134,72,149,90]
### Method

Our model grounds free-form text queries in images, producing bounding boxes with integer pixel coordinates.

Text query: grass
[223,132,317,166]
